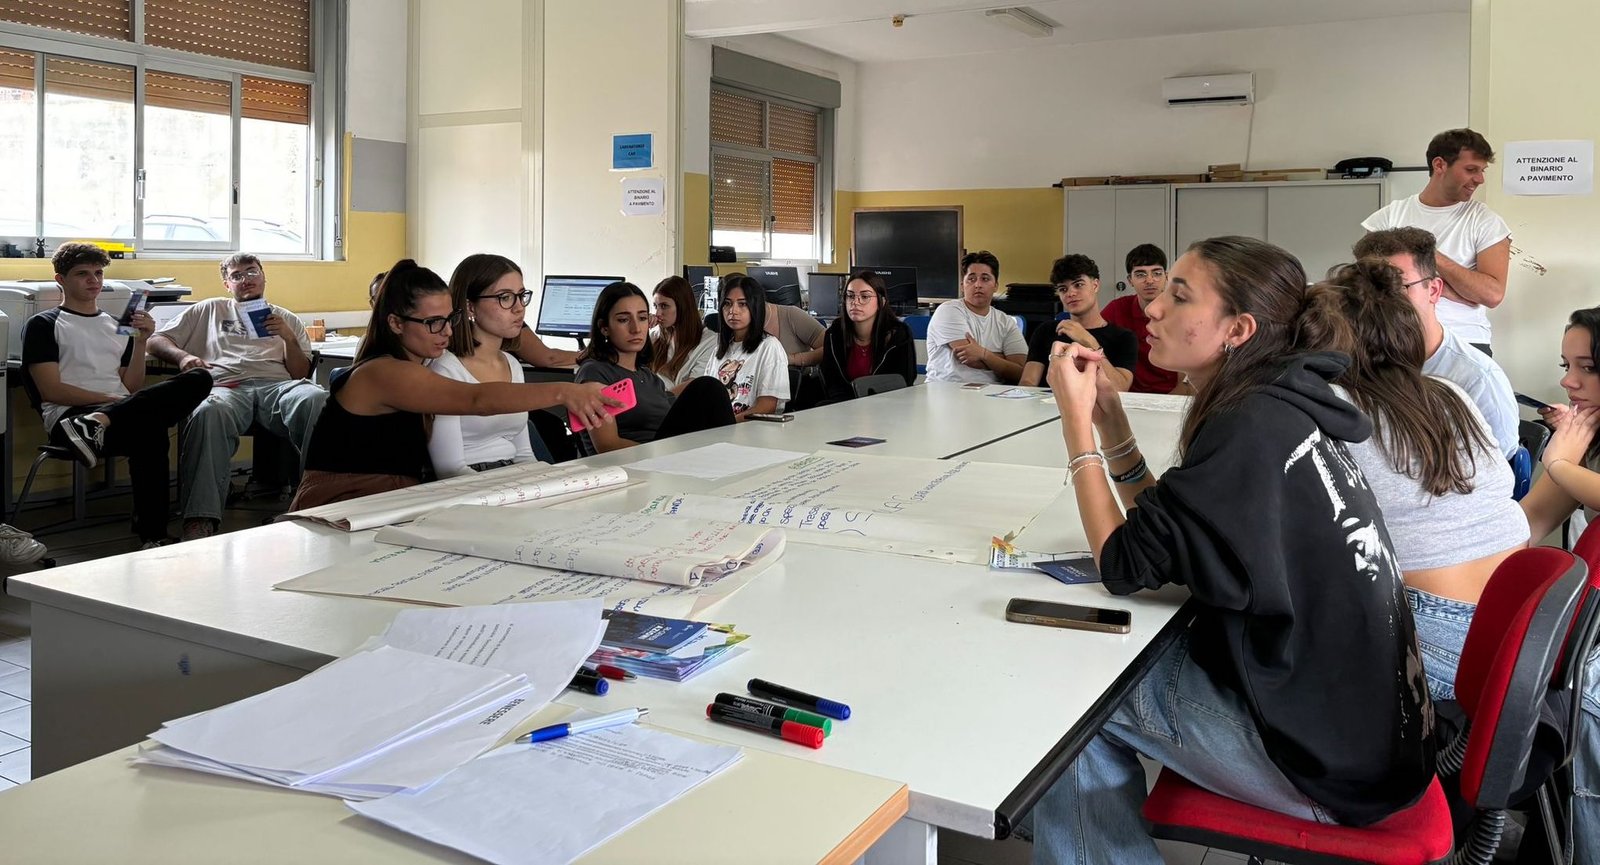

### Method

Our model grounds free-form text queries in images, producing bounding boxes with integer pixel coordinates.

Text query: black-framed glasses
[479,290,533,310]
[1401,276,1435,291]
[398,310,463,334]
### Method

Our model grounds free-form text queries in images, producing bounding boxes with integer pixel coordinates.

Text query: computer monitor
[683,265,713,286]
[535,275,623,339]
[807,273,845,319]
[859,265,918,313]
[747,266,801,295]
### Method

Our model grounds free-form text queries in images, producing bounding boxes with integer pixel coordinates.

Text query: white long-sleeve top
[427,350,538,478]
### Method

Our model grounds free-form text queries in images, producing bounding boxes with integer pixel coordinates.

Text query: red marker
[706,703,824,749]
[592,664,636,681]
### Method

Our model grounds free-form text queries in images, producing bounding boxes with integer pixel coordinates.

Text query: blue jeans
[1574,650,1600,861]
[1028,632,1332,865]
[1406,587,1474,702]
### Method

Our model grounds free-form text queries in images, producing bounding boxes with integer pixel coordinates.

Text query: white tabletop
[0,706,909,865]
[10,384,1188,839]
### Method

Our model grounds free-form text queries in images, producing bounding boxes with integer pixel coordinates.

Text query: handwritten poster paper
[642,452,1064,564]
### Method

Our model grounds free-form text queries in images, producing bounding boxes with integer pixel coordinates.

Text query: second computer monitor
[807,273,846,319]
[535,275,623,339]
[858,265,918,313]
[747,266,801,295]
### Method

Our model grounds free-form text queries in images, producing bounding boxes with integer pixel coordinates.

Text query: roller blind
[145,70,229,115]
[44,56,133,103]
[709,89,762,149]
[242,75,309,124]
[0,49,34,93]
[1,0,131,42]
[144,0,312,71]
[711,152,767,234]
[771,159,815,235]
[767,103,817,157]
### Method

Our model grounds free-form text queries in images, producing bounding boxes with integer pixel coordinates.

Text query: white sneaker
[0,524,46,566]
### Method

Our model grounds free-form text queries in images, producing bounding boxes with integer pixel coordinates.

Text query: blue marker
[748,678,851,721]
[519,707,648,744]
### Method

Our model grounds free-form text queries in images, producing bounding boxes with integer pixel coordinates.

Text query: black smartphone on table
[1005,598,1131,634]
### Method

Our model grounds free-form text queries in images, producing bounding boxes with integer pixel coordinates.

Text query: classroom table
[9,382,1189,863]
[0,702,910,865]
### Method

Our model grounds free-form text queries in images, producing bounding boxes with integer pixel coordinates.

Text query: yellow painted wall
[683,171,710,266]
[846,188,1064,286]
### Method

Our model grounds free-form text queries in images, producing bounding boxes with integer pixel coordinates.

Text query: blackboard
[852,207,963,298]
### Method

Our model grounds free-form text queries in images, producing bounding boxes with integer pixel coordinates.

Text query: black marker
[748,678,851,720]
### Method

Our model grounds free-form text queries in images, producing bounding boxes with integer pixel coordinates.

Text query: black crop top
[302,367,435,481]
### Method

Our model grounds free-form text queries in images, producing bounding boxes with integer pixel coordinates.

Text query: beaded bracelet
[1069,458,1106,483]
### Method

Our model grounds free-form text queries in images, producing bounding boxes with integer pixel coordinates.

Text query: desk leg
[855,818,937,865]
[29,603,308,776]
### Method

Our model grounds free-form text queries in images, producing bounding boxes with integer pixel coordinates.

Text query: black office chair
[852,374,908,399]
[12,361,128,535]
[1521,418,1553,462]
[703,312,721,333]
[767,284,804,308]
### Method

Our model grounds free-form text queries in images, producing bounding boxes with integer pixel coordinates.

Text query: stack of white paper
[136,646,541,800]
[350,723,743,865]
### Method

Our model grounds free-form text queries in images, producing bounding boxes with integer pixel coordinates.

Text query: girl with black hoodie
[1030,237,1435,864]
[818,269,916,403]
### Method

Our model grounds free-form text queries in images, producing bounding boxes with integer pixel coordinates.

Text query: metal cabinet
[1062,185,1172,309]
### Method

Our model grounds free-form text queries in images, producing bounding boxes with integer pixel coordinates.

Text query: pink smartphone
[569,377,637,432]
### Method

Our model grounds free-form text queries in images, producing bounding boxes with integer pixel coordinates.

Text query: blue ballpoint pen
[517,707,649,743]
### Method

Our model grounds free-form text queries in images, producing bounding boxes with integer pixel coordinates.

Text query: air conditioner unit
[1162,73,1254,107]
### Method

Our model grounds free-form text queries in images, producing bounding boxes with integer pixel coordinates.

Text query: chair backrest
[852,374,907,399]
[703,312,721,333]
[1455,546,1587,808]
[766,284,803,308]
[1555,521,1600,689]
[903,313,931,339]
[1012,315,1027,334]
[1519,418,1552,461]
[1509,446,1533,500]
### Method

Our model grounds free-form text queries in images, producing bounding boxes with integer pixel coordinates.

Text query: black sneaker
[60,414,106,467]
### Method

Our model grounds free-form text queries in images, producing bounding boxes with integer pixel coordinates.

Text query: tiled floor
[0,602,31,791]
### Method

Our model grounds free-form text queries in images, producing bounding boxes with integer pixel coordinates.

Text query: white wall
[683,33,859,190]
[854,13,1470,191]
[542,0,680,280]
[347,0,408,143]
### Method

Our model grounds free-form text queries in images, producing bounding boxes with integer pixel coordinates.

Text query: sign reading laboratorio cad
[611,133,653,170]
[621,177,664,216]
[1503,140,1594,196]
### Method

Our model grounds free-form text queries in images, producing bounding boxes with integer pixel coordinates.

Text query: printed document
[350,724,742,865]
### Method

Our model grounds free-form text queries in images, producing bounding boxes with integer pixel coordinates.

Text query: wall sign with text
[1503,140,1594,196]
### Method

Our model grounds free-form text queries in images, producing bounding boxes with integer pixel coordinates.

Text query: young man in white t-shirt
[23,244,212,548]
[1361,128,1511,354]
[146,254,327,541]
[1352,228,1519,459]
[924,250,1028,384]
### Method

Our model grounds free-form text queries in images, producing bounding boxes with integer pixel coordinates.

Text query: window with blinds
[0,0,325,254]
[709,85,825,260]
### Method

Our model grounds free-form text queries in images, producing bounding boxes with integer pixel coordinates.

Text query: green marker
[713,693,833,736]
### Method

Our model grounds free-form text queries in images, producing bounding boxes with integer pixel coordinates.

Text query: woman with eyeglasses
[288,259,619,509]
[575,281,735,453]
[425,254,548,476]
[818,269,915,403]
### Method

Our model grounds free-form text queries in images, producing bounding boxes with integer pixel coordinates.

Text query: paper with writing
[638,452,1063,564]
[274,546,762,618]
[375,505,785,587]
[283,462,632,531]
[349,724,742,865]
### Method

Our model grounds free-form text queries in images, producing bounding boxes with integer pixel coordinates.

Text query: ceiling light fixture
[984,7,1055,38]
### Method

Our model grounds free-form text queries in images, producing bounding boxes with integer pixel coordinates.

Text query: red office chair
[1531,523,1600,861]
[1142,547,1587,865]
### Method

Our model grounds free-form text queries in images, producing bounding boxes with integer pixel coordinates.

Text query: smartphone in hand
[116,289,149,336]
[569,378,637,432]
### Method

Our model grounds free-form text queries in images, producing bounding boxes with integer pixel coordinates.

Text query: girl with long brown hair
[649,275,717,387]
[1030,237,1433,863]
